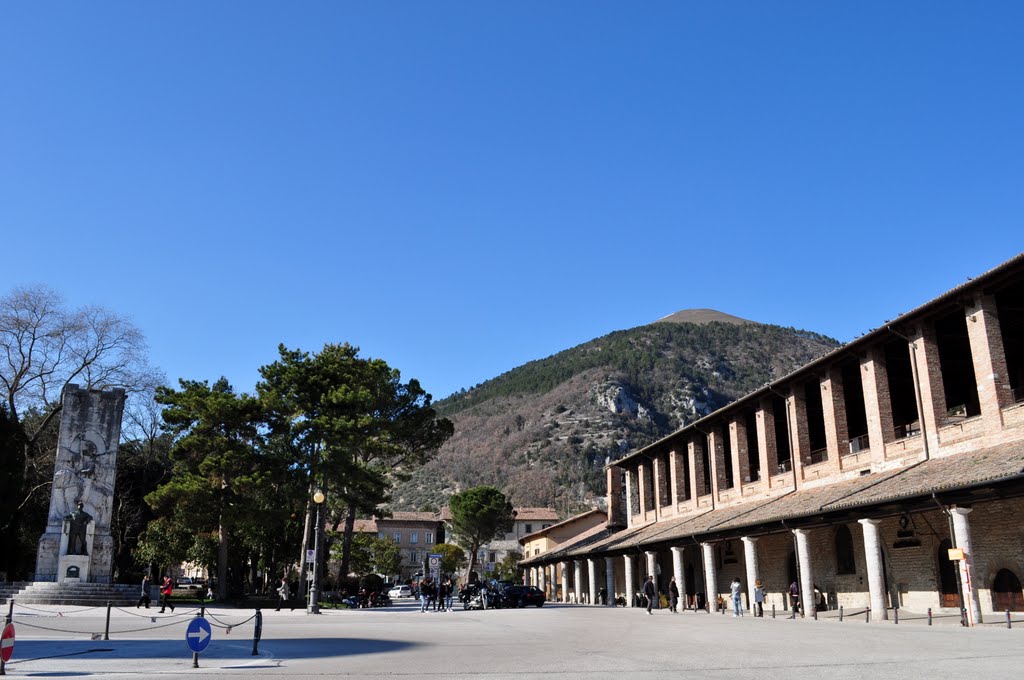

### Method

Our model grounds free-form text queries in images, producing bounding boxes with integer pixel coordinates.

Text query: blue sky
[2,1,1021,401]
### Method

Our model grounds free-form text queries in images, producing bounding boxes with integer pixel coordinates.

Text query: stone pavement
[3,599,1022,679]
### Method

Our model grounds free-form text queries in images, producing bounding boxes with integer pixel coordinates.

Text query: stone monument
[35,384,126,584]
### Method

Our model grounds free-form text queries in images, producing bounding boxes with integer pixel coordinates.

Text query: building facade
[352,512,444,582]
[522,253,1024,623]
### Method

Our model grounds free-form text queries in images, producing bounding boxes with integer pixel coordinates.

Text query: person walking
[275,575,290,611]
[754,579,765,617]
[159,575,175,613]
[643,575,656,615]
[444,579,454,611]
[788,580,800,618]
[419,579,430,613]
[730,577,743,617]
[669,577,679,613]
[136,574,151,609]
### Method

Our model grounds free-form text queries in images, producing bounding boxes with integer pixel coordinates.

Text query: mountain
[389,312,841,516]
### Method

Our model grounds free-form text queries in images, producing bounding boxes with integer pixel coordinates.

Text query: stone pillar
[951,507,983,625]
[624,554,636,606]
[645,551,657,584]
[689,438,706,499]
[741,536,759,614]
[587,558,598,606]
[671,546,684,609]
[669,447,683,506]
[701,542,717,611]
[914,324,945,454]
[625,466,635,527]
[966,295,1013,425]
[794,529,815,616]
[530,567,536,587]
[539,565,547,598]
[821,369,848,474]
[756,398,779,485]
[708,427,728,494]
[604,556,616,607]
[858,519,888,620]
[731,418,751,485]
[574,560,583,604]
[790,390,811,480]
[862,347,895,461]
[560,561,569,603]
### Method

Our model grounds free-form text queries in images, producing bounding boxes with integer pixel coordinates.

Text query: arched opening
[835,525,856,575]
[937,539,960,608]
[992,568,1024,612]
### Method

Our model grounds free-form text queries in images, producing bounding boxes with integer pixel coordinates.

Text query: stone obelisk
[35,385,126,583]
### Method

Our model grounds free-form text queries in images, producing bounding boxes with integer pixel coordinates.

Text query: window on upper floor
[542,524,551,529]
[525,524,533,533]
[426,532,433,544]
[393,531,402,543]
[410,532,418,544]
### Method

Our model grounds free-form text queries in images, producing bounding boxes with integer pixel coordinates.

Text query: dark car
[500,585,545,608]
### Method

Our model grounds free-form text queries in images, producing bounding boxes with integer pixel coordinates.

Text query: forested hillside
[389,315,840,515]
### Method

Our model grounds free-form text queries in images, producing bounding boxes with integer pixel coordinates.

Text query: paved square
[5,601,1022,679]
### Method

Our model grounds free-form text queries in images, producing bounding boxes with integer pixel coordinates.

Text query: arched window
[835,525,856,575]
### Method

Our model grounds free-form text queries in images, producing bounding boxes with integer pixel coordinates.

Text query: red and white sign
[0,622,14,663]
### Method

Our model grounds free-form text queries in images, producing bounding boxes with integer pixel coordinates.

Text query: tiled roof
[514,507,559,521]
[530,439,1024,562]
[353,519,377,533]
[520,509,606,541]
[520,523,613,566]
[387,511,441,522]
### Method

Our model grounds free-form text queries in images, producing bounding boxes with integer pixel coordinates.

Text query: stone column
[645,551,657,583]
[741,536,759,614]
[625,467,635,527]
[821,369,848,475]
[574,560,583,604]
[858,519,888,620]
[671,546,684,609]
[587,558,598,606]
[530,567,536,587]
[560,561,569,603]
[861,347,895,462]
[539,564,547,598]
[604,556,616,607]
[794,529,815,616]
[966,295,1013,425]
[701,542,717,611]
[624,554,636,607]
[951,507,983,625]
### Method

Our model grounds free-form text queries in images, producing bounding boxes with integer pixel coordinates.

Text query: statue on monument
[64,502,93,556]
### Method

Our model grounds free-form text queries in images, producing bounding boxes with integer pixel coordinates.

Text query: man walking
[643,575,656,615]
[669,576,679,613]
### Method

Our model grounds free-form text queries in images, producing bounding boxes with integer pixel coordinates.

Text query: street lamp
[308,490,325,615]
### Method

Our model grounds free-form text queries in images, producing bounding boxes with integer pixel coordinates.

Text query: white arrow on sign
[188,626,210,644]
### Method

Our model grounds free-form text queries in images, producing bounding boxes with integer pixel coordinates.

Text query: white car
[388,585,413,598]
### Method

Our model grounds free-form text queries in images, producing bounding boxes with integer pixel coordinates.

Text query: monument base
[58,554,91,583]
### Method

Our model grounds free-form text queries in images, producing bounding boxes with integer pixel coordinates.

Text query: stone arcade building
[522,253,1024,624]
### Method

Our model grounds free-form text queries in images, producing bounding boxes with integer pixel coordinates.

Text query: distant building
[351,512,445,582]
[440,506,559,577]
[520,509,608,601]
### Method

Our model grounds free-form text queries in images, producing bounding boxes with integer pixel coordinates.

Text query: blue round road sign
[186,617,212,653]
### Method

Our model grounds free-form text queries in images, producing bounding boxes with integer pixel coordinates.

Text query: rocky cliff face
[390,315,840,516]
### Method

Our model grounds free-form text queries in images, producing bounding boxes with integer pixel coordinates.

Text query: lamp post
[308,490,325,614]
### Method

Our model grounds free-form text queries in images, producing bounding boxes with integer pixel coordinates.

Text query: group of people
[417,577,454,612]
[637,575,771,617]
[136,574,176,612]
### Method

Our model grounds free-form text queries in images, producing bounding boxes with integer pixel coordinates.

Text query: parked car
[388,584,413,598]
[175,577,201,590]
[500,585,545,608]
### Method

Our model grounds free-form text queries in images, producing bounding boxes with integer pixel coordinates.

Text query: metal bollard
[1007,610,1012,630]
[961,608,967,627]
[866,607,871,623]
[894,608,899,625]
[104,601,112,640]
[928,607,932,626]
[252,609,263,655]
[772,603,776,619]
[839,606,844,622]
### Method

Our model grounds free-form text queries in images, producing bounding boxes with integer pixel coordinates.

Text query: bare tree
[0,285,160,515]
